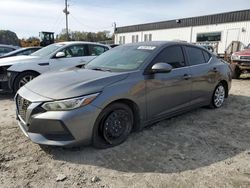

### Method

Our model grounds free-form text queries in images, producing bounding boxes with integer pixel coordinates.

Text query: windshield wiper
[91,67,111,72]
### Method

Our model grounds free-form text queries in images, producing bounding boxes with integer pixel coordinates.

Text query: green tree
[56,29,112,43]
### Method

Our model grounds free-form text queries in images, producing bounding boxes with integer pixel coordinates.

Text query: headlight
[42,93,99,111]
[231,54,240,61]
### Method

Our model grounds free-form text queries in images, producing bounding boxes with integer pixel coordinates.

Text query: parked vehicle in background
[231,44,250,79]
[0,47,41,58]
[15,41,232,148]
[0,44,20,56]
[39,31,54,47]
[0,41,110,92]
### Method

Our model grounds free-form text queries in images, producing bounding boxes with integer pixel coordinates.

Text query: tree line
[0,29,114,47]
[57,29,113,43]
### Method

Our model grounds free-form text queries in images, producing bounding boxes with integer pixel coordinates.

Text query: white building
[115,9,250,54]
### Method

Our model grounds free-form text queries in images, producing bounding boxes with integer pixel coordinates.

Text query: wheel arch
[219,80,229,98]
[12,70,40,91]
[103,98,141,131]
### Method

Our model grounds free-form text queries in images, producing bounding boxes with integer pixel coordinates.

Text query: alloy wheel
[18,75,35,88]
[213,85,225,108]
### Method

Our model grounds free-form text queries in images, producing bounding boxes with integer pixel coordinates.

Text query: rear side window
[186,47,206,66]
[153,46,185,68]
[202,51,211,62]
[88,45,108,56]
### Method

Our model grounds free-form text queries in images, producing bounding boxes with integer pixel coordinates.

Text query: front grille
[240,56,250,60]
[16,95,31,122]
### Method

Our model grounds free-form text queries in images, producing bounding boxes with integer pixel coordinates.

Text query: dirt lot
[0,78,250,188]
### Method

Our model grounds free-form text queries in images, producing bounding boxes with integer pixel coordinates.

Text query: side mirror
[76,63,86,68]
[55,52,66,58]
[150,63,173,74]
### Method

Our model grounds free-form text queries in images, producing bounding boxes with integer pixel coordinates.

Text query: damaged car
[0,42,110,92]
[15,41,232,148]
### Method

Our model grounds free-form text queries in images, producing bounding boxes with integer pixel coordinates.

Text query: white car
[0,44,20,56]
[0,41,110,92]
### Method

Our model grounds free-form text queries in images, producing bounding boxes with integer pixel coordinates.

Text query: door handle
[183,74,192,80]
[38,63,49,66]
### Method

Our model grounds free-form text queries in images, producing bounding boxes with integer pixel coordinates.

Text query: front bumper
[0,70,10,92]
[231,61,250,71]
[15,93,102,147]
[0,71,18,93]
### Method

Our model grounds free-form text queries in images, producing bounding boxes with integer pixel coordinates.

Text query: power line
[49,14,64,33]
[70,14,113,31]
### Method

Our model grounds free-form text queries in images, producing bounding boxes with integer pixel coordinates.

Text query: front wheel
[92,103,134,149]
[210,83,226,108]
[13,71,39,93]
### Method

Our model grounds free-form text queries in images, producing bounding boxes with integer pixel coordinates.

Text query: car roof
[119,41,213,56]
[15,47,41,51]
[122,41,204,49]
[56,41,110,47]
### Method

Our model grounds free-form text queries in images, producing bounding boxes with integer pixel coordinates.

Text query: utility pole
[113,22,117,33]
[113,22,117,43]
[63,0,70,40]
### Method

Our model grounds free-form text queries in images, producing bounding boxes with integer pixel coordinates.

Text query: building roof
[116,9,250,34]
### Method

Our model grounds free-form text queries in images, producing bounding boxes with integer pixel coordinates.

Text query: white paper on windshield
[137,46,156,50]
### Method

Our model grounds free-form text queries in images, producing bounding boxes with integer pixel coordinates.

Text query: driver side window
[153,46,186,68]
[62,45,87,58]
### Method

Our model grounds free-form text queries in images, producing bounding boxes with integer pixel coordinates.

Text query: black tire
[13,71,39,93]
[232,67,241,79]
[209,83,226,109]
[92,103,133,149]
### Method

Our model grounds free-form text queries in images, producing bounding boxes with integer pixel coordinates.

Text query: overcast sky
[0,0,249,38]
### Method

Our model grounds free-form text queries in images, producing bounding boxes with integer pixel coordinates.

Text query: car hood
[0,55,44,66]
[234,49,250,56]
[23,69,129,101]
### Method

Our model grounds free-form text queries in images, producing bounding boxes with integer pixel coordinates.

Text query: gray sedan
[15,41,232,148]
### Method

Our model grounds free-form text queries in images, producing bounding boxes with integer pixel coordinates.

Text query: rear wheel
[93,103,133,148]
[210,83,226,108]
[13,71,39,93]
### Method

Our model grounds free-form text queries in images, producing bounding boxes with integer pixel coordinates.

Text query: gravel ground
[0,78,250,188]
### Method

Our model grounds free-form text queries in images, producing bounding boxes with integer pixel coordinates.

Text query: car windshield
[85,45,155,72]
[30,44,64,57]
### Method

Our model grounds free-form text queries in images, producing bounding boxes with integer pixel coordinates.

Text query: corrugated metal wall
[115,21,250,54]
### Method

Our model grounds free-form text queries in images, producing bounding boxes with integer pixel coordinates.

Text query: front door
[49,44,94,71]
[146,45,192,120]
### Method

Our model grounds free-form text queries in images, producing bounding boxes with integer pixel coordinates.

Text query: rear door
[184,46,218,105]
[146,45,192,120]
